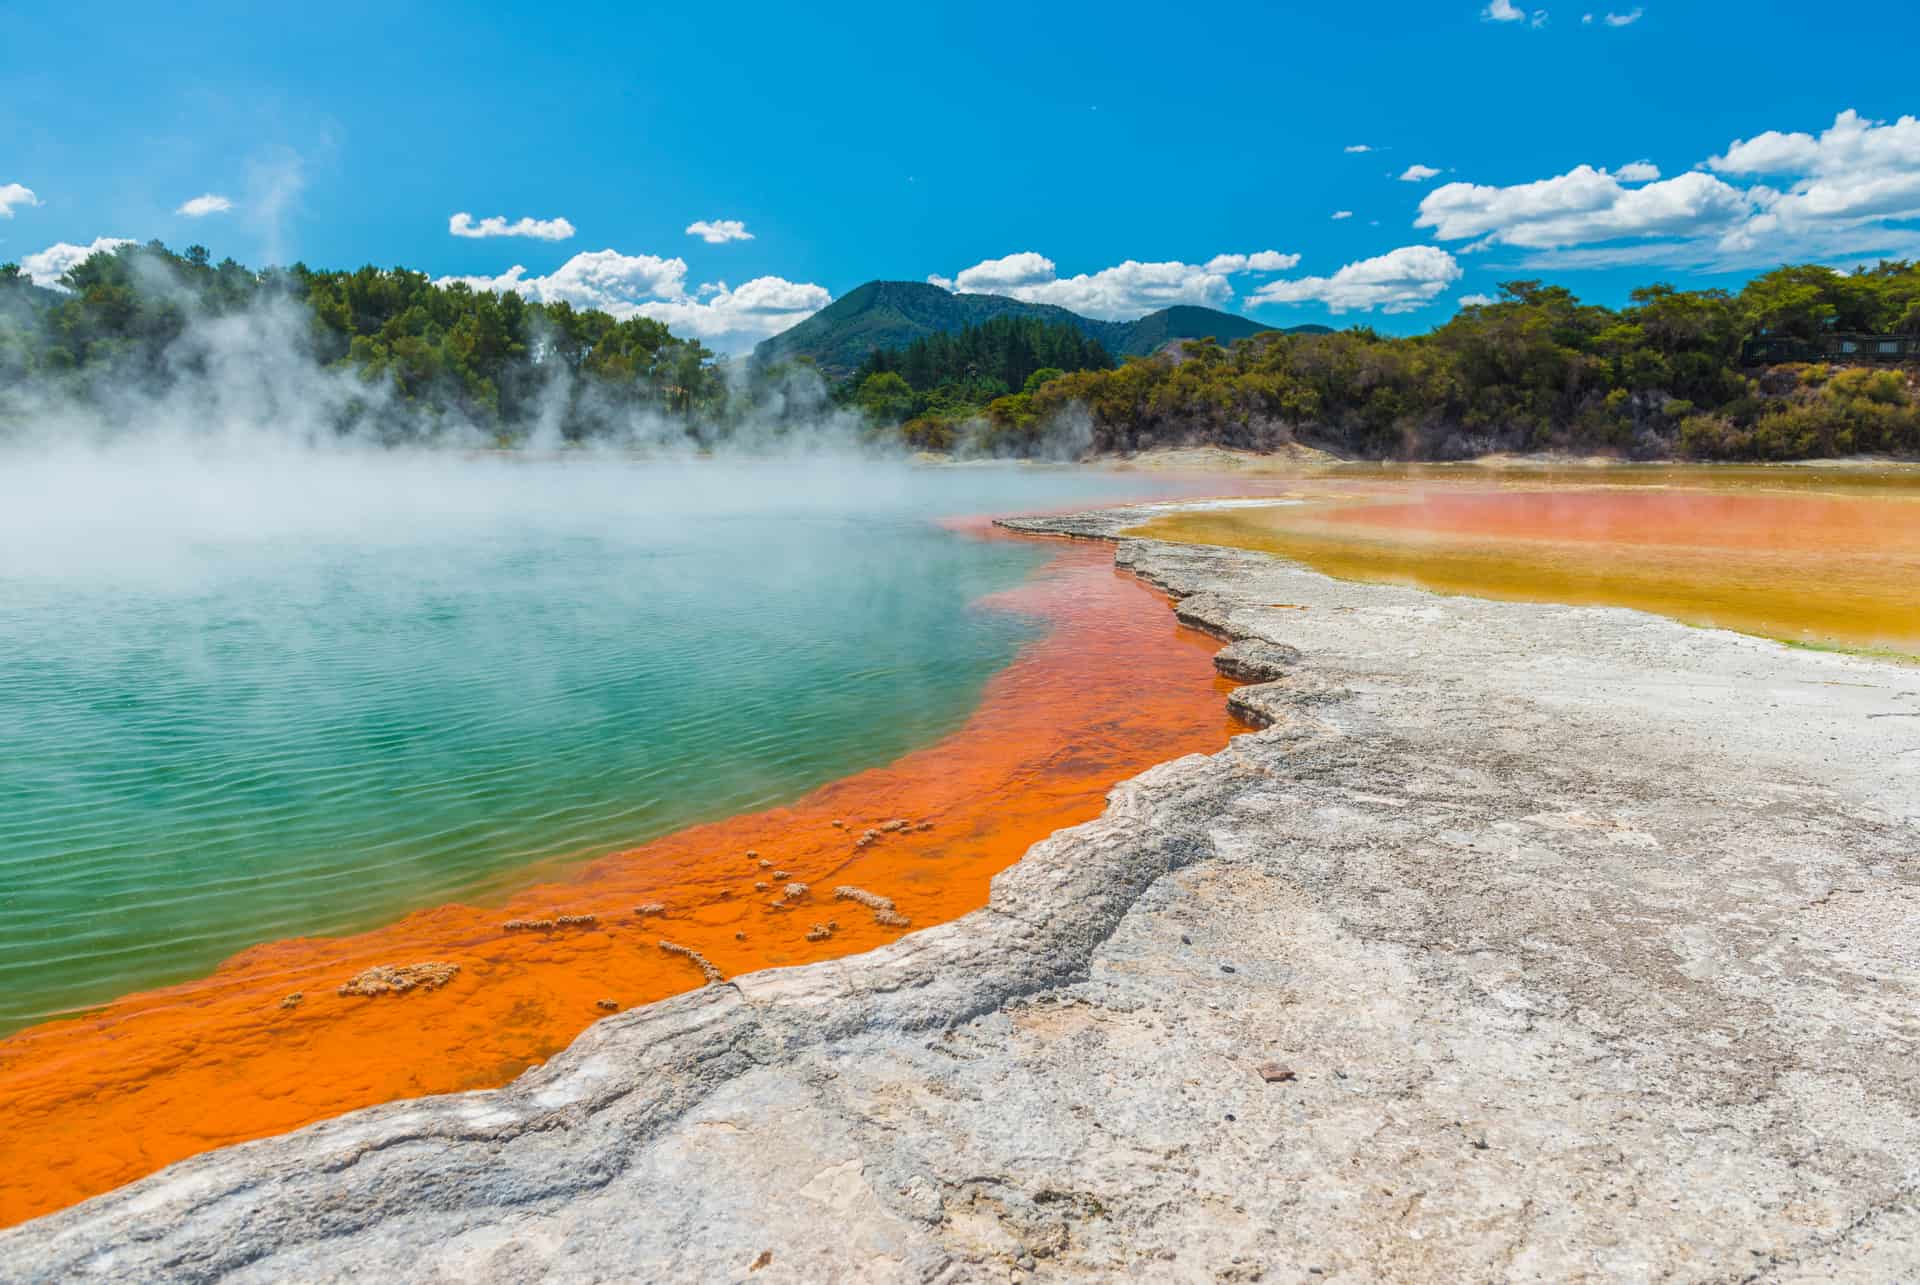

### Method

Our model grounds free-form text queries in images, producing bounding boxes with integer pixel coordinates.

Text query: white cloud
[0,183,39,218]
[1400,164,1442,182]
[448,212,576,241]
[20,237,136,288]
[950,251,1056,291]
[1202,250,1302,274]
[685,219,754,244]
[1707,110,1920,261]
[1331,210,1354,220]
[440,250,690,308]
[437,248,825,352]
[1416,165,1750,249]
[1413,109,1920,269]
[1483,0,1549,23]
[1582,11,1594,21]
[1344,144,1374,154]
[1459,293,1499,307]
[931,251,1238,319]
[1247,246,1462,315]
[176,193,233,217]
[633,276,831,347]
[1604,7,1643,24]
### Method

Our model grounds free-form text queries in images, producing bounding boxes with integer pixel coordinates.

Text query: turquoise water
[0,452,1167,1033]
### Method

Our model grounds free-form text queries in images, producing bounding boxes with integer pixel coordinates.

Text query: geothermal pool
[0,450,1241,1226]
[1131,464,1920,659]
[6,451,1916,1228]
[0,454,1166,1034]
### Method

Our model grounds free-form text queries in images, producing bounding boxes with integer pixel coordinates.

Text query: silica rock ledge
[3,504,1916,1282]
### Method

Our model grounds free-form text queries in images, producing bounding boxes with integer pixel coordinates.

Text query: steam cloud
[1,250,1107,472]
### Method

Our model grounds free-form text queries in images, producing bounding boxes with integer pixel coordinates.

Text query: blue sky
[4,0,1918,351]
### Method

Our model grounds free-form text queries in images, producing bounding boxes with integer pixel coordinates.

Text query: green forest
[5,239,1919,460]
[843,261,1920,459]
[1025,265,1920,460]
[0,240,742,442]
[839,316,1113,447]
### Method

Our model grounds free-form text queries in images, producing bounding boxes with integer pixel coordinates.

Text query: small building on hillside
[1742,332,1920,364]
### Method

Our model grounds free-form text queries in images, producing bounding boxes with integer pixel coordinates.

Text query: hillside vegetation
[6,241,1917,461]
[752,279,1306,376]
[0,241,736,443]
[1020,266,1920,461]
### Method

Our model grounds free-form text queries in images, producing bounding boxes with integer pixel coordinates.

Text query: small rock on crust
[278,992,303,1010]
[336,963,460,999]
[1257,1061,1296,1083]
[595,999,619,1012]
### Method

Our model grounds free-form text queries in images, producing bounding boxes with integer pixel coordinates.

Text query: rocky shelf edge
[4,506,1918,1282]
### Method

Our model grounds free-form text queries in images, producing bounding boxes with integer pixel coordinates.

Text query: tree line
[6,241,1918,460]
[0,240,735,442]
[838,315,1113,450]
[942,263,1920,459]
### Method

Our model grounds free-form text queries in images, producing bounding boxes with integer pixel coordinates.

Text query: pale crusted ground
[2,506,1915,1283]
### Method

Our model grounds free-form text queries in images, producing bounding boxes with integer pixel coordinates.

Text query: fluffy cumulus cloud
[1416,164,1748,250]
[1485,0,1549,25]
[1247,246,1462,315]
[1416,109,1920,267]
[925,251,1244,320]
[177,193,233,217]
[1202,250,1302,274]
[448,212,576,241]
[1458,293,1499,307]
[1,182,40,217]
[444,249,688,307]
[635,276,830,344]
[20,237,136,288]
[1708,110,1920,260]
[437,248,826,352]
[685,219,753,244]
[1399,164,1442,183]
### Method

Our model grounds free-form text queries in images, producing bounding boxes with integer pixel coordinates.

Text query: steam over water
[0,448,1167,1032]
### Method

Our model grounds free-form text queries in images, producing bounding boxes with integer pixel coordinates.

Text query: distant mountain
[752,280,1327,377]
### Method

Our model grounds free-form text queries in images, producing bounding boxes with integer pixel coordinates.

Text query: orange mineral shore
[0,523,1244,1229]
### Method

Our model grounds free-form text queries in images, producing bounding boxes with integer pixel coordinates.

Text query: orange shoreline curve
[0,520,1244,1229]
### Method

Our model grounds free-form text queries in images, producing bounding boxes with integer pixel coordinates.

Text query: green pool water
[0,451,1167,1033]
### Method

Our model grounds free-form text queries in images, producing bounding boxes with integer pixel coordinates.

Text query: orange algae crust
[1133,478,1920,658]
[0,527,1241,1228]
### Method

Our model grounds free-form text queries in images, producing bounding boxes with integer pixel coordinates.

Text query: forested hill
[752,280,1313,375]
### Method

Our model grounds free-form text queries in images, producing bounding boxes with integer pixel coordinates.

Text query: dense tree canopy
[0,240,728,442]
[841,315,1113,450]
[3,244,1916,460]
[1009,264,1920,461]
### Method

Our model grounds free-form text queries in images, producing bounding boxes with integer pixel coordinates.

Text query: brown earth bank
[1,505,1915,1282]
